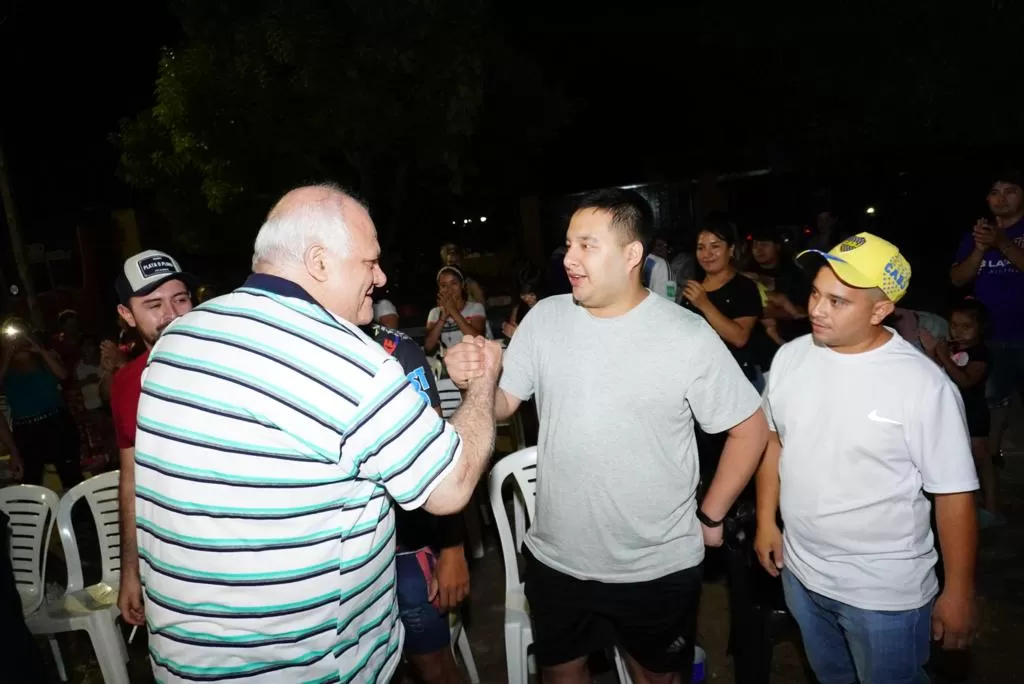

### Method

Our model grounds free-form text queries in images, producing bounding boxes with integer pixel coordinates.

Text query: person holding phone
[0,318,82,489]
[950,172,1024,469]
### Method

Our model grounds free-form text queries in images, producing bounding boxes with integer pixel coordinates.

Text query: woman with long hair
[424,266,487,355]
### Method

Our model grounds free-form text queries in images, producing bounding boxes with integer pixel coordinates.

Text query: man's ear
[304,245,329,283]
[116,304,136,329]
[627,240,645,272]
[870,298,896,325]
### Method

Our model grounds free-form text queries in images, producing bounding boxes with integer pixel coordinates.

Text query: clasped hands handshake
[444,335,504,389]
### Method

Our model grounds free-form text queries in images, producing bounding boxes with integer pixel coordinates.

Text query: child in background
[920,298,1003,527]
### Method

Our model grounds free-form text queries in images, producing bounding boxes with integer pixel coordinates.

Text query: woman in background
[424,266,487,355]
[0,318,81,489]
[681,219,767,384]
[503,265,545,339]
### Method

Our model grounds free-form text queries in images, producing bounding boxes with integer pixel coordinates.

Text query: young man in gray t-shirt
[447,189,768,684]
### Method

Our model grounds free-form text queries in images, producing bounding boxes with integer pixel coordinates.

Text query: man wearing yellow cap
[753,233,979,683]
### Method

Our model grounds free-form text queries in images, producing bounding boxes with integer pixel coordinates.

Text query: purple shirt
[954,219,1024,341]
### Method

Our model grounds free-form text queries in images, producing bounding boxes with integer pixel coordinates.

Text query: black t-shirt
[683,274,763,378]
[955,343,991,425]
[367,324,464,551]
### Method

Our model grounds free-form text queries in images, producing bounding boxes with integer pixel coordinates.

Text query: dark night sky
[3,1,1023,244]
[0,0,178,239]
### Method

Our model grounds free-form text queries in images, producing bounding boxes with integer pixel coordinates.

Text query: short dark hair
[698,213,739,247]
[991,170,1024,190]
[573,188,654,247]
[950,297,990,337]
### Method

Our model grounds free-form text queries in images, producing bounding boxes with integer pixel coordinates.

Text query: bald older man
[134,184,502,683]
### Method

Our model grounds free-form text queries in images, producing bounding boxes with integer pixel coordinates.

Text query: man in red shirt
[107,250,195,626]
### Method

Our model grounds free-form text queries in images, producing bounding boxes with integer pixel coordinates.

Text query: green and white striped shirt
[135,274,461,683]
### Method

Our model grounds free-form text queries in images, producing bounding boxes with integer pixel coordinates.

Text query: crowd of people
[1,171,1021,684]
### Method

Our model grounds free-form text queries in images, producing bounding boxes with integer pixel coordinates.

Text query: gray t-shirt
[500,292,761,582]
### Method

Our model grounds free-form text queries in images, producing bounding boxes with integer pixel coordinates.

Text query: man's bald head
[252,183,368,270]
[251,184,385,324]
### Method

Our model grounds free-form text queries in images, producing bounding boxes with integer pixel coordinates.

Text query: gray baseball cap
[115,249,196,305]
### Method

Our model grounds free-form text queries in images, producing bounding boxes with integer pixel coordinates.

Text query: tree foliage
[117,0,499,252]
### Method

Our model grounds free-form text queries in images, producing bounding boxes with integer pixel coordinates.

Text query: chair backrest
[0,484,60,616]
[487,447,537,591]
[57,471,121,593]
[436,378,463,419]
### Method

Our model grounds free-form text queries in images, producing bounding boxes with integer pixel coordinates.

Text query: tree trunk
[0,139,43,328]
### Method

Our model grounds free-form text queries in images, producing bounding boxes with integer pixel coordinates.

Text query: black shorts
[523,549,702,674]
[964,403,990,438]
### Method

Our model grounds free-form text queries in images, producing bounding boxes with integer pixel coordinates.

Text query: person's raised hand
[479,338,504,382]
[100,340,126,375]
[973,220,997,250]
[682,280,710,311]
[443,337,486,389]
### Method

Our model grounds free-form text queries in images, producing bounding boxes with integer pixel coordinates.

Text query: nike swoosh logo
[867,410,903,426]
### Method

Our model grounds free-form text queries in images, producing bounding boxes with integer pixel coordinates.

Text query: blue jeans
[782,570,932,684]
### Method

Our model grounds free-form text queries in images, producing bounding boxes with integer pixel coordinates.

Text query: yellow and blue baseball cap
[799,232,911,303]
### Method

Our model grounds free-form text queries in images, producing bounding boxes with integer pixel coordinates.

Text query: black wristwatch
[696,508,724,528]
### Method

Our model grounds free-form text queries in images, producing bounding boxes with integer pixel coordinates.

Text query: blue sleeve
[393,339,441,410]
[952,232,975,264]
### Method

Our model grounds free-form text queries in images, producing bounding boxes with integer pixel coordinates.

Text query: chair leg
[114,617,131,662]
[49,636,68,683]
[513,495,526,552]
[463,494,485,559]
[456,625,480,683]
[88,618,131,684]
[505,627,525,684]
[613,647,634,684]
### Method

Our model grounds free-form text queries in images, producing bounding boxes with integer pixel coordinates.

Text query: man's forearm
[701,411,769,520]
[425,379,496,514]
[494,388,516,422]
[934,492,977,596]
[999,240,1024,272]
[950,251,983,286]
[118,451,140,576]
[755,434,782,524]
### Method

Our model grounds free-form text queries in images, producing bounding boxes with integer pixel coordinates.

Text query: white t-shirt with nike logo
[763,331,979,611]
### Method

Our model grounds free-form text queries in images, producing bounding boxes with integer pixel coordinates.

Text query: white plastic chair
[1,484,60,617]
[488,447,632,684]
[437,377,463,420]
[450,614,481,683]
[1,484,69,675]
[26,471,129,684]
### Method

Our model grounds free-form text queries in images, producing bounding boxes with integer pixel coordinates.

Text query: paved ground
[40,401,1024,682]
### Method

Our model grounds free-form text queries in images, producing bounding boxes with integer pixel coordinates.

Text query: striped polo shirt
[134,274,462,683]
